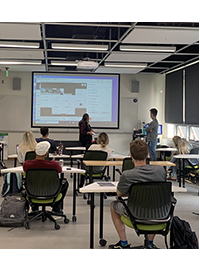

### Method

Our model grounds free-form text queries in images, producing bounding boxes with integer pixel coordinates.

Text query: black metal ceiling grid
[0,22,199,73]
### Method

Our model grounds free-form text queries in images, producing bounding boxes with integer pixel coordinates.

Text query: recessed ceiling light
[51,61,77,66]
[0,60,41,65]
[52,43,108,51]
[0,41,40,49]
[104,62,147,68]
[120,45,176,53]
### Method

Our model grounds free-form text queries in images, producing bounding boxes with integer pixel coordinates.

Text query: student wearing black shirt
[36,127,57,153]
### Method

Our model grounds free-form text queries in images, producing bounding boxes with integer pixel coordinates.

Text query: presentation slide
[32,72,119,128]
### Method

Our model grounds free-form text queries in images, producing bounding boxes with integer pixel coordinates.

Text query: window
[177,125,187,139]
[190,126,199,141]
[167,124,176,139]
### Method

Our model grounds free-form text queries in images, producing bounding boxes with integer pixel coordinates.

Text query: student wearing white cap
[23,141,69,213]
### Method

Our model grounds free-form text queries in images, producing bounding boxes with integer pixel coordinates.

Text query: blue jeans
[168,157,177,177]
[148,140,157,161]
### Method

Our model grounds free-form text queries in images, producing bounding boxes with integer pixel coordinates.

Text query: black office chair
[119,181,176,249]
[80,150,108,202]
[115,157,135,176]
[24,168,69,230]
[185,148,199,184]
[25,151,36,161]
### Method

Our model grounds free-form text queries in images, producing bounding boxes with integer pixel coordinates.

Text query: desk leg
[89,166,93,184]
[72,173,77,222]
[90,193,95,249]
[14,158,17,167]
[113,166,115,181]
[99,193,107,246]
[178,159,181,187]
[70,151,73,178]
[183,159,185,188]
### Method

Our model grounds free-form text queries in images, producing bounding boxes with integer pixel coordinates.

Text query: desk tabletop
[150,161,176,166]
[1,166,85,174]
[156,148,177,152]
[174,154,199,159]
[83,160,123,166]
[80,181,187,193]
[65,147,86,151]
[71,153,129,160]
[50,154,70,159]
[8,154,18,159]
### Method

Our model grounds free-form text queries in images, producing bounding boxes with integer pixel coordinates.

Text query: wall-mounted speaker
[131,81,139,93]
[13,78,21,90]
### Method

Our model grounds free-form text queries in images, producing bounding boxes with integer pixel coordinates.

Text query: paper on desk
[97,182,115,186]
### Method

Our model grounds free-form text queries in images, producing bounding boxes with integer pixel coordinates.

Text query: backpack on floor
[0,193,26,227]
[2,172,21,197]
[170,215,199,249]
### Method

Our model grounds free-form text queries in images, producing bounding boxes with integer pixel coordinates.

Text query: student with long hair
[78,113,93,147]
[18,131,37,164]
[88,132,113,159]
[168,135,192,180]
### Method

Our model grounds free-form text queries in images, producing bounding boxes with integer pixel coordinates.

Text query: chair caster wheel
[70,173,73,178]
[25,222,30,229]
[99,239,107,246]
[72,216,76,222]
[55,224,60,230]
[64,218,69,224]
[87,200,91,205]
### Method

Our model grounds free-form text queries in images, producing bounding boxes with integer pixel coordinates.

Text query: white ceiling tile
[0,49,44,59]
[0,23,41,40]
[122,27,199,44]
[95,66,143,74]
[106,52,171,62]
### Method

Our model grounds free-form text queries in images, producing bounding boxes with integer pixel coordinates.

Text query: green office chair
[186,148,199,184]
[24,168,69,230]
[118,181,176,249]
[115,157,135,176]
[80,150,108,202]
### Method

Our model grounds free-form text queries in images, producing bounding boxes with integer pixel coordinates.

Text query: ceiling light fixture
[51,61,77,66]
[0,60,41,65]
[52,43,108,51]
[120,45,176,53]
[0,41,40,49]
[104,62,147,68]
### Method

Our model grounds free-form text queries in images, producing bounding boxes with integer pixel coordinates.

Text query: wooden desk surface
[150,161,176,166]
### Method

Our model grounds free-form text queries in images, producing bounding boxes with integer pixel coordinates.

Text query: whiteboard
[0,94,31,131]
[120,97,138,132]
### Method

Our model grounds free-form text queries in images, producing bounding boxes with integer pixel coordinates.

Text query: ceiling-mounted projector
[77,61,98,70]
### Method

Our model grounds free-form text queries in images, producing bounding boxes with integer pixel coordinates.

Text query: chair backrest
[122,157,135,172]
[25,168,60,197]
[188,147,199,166]
[83,150,108,161]
[25,151,36,161]
[128,181,172,220]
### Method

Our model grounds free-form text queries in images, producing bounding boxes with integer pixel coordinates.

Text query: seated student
[109,139,166,249]
[167,135,192,181]
[88,132,113,159]
[36,127,57,154]
[23,141,69,213]
[18,131,37,164]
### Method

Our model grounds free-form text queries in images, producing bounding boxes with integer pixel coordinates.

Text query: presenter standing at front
[78,113,94,147]
[145,108,158,161]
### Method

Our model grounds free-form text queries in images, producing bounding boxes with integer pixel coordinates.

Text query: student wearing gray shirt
[145,108,159,161]
[109,139,166,249]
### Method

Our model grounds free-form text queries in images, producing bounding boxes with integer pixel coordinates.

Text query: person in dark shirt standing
[36,127,57,154]
[78,113,94,147]
[145,108,159,161]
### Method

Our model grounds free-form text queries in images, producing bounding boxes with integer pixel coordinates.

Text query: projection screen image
[32,72,119,128]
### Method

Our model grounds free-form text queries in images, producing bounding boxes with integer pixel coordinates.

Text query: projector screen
[32,72,120,128]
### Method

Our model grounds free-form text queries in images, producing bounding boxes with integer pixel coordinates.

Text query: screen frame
[31,71,120,129]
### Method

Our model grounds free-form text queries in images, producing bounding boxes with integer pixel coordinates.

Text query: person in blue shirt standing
[145,108,159,161]
[36,127,57,154]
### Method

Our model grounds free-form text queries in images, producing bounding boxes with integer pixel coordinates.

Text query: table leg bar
[179,159,181,187]
[72,173,77,222]
[90,193,95,249]
[183,159,185,188]
[99,193,104,240]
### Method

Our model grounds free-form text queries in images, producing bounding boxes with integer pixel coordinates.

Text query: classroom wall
[0,71,165,156]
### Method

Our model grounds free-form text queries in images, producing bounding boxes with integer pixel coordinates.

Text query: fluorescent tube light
[52,43,108,51]
[104,62,147,68]
[120,45,176,53]
[0,41,40,49]
[51,61,77,66]
[165,60,199,74]
[0,60,41,65]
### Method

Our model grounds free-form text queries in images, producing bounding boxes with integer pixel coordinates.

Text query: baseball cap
[36,141,50,156]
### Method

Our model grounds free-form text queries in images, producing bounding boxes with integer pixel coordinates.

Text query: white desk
[8,154,18,167]
[173,154,199,188]
[80,181,186,249]
[1,166,85,222]
[65,147,86,167]
[156,148,177,161]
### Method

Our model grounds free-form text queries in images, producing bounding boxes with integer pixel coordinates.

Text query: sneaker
[108,241,131,249]
[147,243,158,249]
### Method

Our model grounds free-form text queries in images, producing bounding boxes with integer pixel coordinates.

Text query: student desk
[65,147,86,167]
[1,166,85,222]
[174,154,199,188]
[7,154,70,167]
[80,181,187,249]
[156,148,177,161]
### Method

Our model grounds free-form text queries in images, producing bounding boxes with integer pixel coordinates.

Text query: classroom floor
[0,159,199,250]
